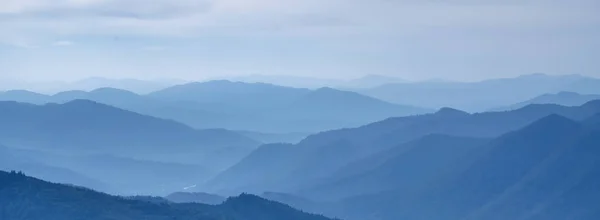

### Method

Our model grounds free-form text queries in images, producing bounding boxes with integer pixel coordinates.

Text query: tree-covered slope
[0,171,338,220]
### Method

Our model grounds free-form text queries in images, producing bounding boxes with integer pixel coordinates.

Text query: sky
[0,0,599,82]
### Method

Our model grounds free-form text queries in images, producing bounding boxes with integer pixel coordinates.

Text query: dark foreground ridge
[0,170,338,220]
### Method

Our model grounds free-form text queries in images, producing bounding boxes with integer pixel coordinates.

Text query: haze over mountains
[493,91,600,111]
[206,100,600,195]
[204,103,600,220]
[357,73,600,111]
[0,80,429,133]
[226,74,407,89]
[2,73,600,220]
[3,0,599,217]
[0,77,183,94]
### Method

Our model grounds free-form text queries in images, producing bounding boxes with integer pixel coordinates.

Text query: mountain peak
[302,87,387,105]
[555,91,581,96]
[201,79,235,84]
[61,99,103,106]
[435,107,470,117]
[519,73,549,78]
[57,99,131,113]
[519,114,580,134]
[313,87,340,93]
[90,87,139,95]
[582,99,600,109]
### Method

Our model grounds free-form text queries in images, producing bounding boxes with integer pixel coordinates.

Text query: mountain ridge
[0,170,338,220]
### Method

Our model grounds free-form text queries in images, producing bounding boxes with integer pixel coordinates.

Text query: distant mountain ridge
[0,100,257,151]
[0,100,260,177]
[0,80,430,133]
[4,74,600,220]
[205,100,600,195]
[493,91,600,111]
[358,73,600,111]
[226,74,405,89]
[0,145,114,193]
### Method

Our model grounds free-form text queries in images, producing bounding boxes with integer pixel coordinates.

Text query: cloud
[1,0,595,41]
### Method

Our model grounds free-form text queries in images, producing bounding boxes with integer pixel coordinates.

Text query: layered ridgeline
[0,100,260,195]
[206,100,600,195]
[209,101,600,220]
[356,73,600,111]
[0,145,113,193]
[0,145,215,195]
[0,100,257,151]
[327,113,600,220]
[492,91,600,111]
[0,171,337,220]
[0,80,429,134]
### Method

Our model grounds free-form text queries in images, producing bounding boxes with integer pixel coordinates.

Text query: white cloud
[1,0,597,40]
[1,0,600,82]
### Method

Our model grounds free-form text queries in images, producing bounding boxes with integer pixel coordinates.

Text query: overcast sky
[0,0,599,82]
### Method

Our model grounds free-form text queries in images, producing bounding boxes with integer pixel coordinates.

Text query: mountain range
[203,106,600,220]
[204,100,600,194]
[226,74,406,89]
[357,73,600,111]
[0,171,337,220]
[493,91,600,111]
[3,74,600,220]
[0,80,429,133]
[326,113,600,220]
[0,139,229,195]
[0,77,182,94]
[0,100,257,152]
[0,100,260,190]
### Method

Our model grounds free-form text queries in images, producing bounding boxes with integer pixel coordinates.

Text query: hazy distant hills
[65,77,183,94]
[205,100,600,194]
[0,141,229,195]
[227,74,406,89]
[0,77,182,94]
[258,87,426,131]
[148,81,428,132]
[0,100,260,177]
[148,80,311,113]
[0,145,113,193]
[0,171,336,220]
[357,73,600,111]
[0,88,231,130]
[0,100,256,152]
[3,74,600,220]
[0,90,49,105]
[493,91,600,111]
[0,80,430,133]
[336,74,407,89]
